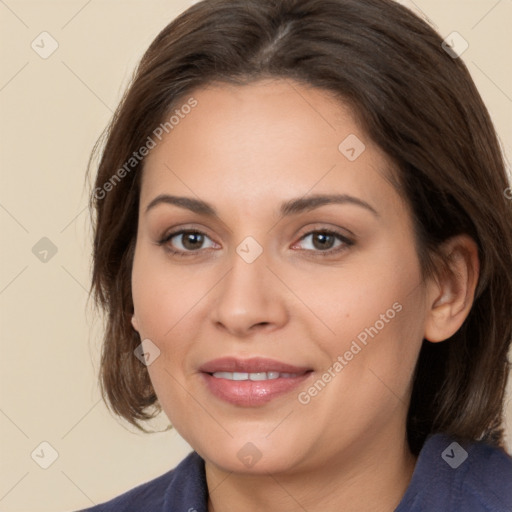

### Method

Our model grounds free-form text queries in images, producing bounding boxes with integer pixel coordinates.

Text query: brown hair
[88,0,512,454]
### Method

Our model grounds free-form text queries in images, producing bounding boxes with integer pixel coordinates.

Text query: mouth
[209,371,307,381]
[199,357,314,406]
[199,356,313,374]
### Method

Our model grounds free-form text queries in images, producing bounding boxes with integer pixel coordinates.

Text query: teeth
[211,371,298,380]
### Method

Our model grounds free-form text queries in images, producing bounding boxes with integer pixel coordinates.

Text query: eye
[158,229,217,256]
[292,229,354,256]
[157,227,354,258]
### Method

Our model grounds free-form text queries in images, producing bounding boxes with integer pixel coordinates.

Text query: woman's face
[131,79,429,473]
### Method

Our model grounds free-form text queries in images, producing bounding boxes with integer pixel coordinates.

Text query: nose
[210,245,289,338]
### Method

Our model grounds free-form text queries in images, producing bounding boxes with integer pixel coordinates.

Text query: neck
[205,432,417,512]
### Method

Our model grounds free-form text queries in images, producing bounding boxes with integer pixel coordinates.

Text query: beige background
[0,1,511,510]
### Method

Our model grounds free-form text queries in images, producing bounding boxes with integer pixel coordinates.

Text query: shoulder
[396,433,512,512]
[455,435,512,510]
[73,451,207,512]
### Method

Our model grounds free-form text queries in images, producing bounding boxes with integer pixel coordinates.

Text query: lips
[211,371,299,380]
[199,357,314,406]
[199,356,312,375]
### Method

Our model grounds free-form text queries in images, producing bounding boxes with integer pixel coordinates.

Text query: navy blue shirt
[77,433,512,511]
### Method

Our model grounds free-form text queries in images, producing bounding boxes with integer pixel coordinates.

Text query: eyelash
[157,228,355,258]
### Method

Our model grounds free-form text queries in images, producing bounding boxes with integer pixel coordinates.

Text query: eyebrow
[145,193,379,218]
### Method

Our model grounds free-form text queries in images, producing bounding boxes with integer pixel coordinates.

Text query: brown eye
[178,232,206,251]
[311,232,336,250]
[294,229,354,256]
[158,230,216,256]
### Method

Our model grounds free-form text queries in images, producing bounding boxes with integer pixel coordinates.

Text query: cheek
[131,243,208,340]
[300,294,424,439]
[309,240,425,394]
[130,243,212,408]
[307,238,422,343]
[131,246,197,429]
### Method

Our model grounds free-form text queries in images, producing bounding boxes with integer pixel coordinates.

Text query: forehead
[140,79,398,215]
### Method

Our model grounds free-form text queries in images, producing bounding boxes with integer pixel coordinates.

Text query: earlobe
[423,235,479,343]
[131,314,140,332]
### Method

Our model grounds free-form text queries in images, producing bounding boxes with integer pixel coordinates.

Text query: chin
[211,451,298,475]
[195,436,304,474]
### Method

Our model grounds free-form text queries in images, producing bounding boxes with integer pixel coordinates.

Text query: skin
[130,78,479,512]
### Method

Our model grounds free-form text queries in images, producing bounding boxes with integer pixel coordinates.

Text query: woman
[80,0,512,510]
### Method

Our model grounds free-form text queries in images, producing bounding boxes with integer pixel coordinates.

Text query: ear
[131,313,140,333]
[423,234,479,343]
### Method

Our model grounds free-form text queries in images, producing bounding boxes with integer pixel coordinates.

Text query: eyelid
[157,223,216,243]
[157,224,355,258]
[158,229,218,250]
[295,222,355,240]
[291,228,354,256]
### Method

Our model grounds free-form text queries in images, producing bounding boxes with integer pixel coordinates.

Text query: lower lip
[201,372,313,406]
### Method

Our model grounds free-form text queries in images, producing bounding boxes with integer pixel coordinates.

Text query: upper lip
[199,357,312,374]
